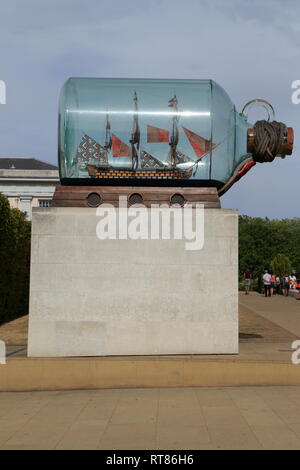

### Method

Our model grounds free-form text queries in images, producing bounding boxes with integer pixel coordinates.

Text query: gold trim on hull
[87,165,193,180]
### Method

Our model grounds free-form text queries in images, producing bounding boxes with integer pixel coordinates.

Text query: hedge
[0,193,31,324]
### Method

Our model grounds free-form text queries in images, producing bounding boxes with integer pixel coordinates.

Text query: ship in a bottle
[74,92,214,181]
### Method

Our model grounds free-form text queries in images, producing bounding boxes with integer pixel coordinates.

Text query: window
[38,199,52,208]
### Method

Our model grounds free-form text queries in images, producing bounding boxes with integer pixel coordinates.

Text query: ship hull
[87,164,193,180]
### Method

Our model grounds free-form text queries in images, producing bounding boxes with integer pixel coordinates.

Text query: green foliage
[0,193,31,324]
[239,215,300,279]
[270,253,292,277]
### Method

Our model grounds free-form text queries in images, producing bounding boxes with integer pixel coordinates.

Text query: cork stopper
[285,127,294,155]
[247,126,294,156]
[247,128,255,153]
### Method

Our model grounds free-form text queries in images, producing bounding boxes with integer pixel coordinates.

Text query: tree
[270,253,292,277]
[0,194,12,319]
[239,215,300,279]
[0,193,31,324]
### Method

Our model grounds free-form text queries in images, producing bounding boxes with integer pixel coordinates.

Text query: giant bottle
[58,78,293,195]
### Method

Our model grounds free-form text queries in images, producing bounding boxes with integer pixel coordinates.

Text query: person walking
[275,275,281,295]
[283,273,290,297]
[290,274,297,290]
[244,269,252,295]
[280,275,285,295]
[270,273,275,296]
[263,270,271,297]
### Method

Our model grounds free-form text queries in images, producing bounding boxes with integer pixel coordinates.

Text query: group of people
[243,269,298,298]
[262,271,295,297]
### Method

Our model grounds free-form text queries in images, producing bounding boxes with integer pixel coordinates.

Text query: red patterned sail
[112,134,131,157]
[183,127,215,158]
[147,125,169,143]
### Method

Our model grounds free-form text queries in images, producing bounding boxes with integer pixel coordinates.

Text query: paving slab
[240,292,300,337]
[1,387,300,450]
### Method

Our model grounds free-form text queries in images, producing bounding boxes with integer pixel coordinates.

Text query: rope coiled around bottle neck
[252,120,286,163]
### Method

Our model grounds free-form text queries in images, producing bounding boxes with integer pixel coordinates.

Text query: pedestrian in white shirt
[263,270,271,297]
[283,273,290,297]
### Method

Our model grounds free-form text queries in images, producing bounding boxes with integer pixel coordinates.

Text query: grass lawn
[0,315,28,345]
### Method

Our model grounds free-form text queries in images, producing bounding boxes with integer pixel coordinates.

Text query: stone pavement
[240,291,300,337]
[1,293,300,449]
[1,387,300,449]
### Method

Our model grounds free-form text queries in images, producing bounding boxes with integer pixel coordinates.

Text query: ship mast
[104,113,112,163]
[130,91,140,170]
[168,95,179,168]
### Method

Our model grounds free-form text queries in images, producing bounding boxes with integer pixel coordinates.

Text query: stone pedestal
[28,206,238,357]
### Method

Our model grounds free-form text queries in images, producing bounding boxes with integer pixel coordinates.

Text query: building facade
[0,158,59,220]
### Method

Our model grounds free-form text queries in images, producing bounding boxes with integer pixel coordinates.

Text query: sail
[76,134,107,164]
[182,127,215,158]
[147,125,169,143]
[175,150,193,165]
[140,149,165,169]
[112,133,131,157]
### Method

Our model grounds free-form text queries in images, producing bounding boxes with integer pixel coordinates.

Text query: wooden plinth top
[52,185,221,209]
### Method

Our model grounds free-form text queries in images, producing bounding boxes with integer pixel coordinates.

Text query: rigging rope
[252,120,286,163]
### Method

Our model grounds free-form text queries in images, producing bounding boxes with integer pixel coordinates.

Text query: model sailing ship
[74,92,215,180]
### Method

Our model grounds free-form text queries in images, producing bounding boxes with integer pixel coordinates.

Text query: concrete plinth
[28,206,238,357]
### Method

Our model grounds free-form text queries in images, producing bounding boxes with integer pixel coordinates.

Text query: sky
[0,0,299,218]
